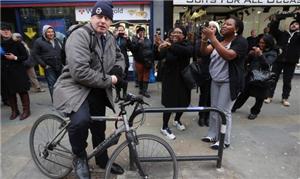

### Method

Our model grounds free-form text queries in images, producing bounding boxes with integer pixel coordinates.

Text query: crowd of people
[1,1,299,178]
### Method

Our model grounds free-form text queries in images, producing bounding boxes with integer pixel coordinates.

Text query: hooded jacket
[31,25,63,71]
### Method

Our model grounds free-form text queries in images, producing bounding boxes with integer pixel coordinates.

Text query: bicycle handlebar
[119,93,148,107]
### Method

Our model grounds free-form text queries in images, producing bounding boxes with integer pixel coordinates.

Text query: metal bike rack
[130,106,227,168]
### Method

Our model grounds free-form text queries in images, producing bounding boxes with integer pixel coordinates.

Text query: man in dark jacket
[265,16,300,107]
[114,25,132,102]
[31,24,63,102]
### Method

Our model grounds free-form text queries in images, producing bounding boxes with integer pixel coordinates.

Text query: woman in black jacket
[1,24,30,120]
[132,27,153,98]
[158,27,193,140]
[232,35,277,120]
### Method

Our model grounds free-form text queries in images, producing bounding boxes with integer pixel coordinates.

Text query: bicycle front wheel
[29,114,73,178]
[105,134,178,179]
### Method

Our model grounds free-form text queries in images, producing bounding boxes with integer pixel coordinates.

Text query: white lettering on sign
[174,0,300,5]
[75,5,150,22]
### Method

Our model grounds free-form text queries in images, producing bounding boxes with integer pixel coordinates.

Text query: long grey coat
[53,24,125,114]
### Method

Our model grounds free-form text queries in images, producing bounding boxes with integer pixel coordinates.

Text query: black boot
[19,92,31,120]
[138,81,143,95]
[122,82,128,99]
[8,94,20,120]
[114,89,121,103]
[73,155,90,179]
[142,82,150,98]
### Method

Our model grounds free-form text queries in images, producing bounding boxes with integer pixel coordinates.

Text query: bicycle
[29,93,178,179]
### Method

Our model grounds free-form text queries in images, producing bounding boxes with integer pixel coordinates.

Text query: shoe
[73,156,90,179]
[264,98,272,104]
[160,128,176,140]
[173,120,186,131]
[282,99,290,107]
[37,88,46,92]
[210,141,230,150]
[201,136,216,143]
[248,113,257,120]
[32,88,45,93]
[110,163,124,175]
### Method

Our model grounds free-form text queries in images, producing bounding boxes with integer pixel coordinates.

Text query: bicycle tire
[104,134,178,179]
[29,114,73,178]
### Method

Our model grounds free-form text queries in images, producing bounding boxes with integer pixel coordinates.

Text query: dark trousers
[68,89,108,168]
[268,62,296,99]
[45,67,61,102]
[198,80,211,119]
[233,90,264,115]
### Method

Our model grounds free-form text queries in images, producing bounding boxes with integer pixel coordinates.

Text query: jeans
[45,67,61,102]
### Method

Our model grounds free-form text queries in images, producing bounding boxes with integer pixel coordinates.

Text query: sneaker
[201,136,216,143]
[210,141,230,150]
[281,99,290,107]
[160,128,176,140]
[173,120,186,131]
[264,98,272,104]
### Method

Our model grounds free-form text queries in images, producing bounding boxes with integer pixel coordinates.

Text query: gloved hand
[109,65,124,87]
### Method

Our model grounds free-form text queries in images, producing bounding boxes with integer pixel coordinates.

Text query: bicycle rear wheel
[105,134,178,179]
[29,114,73,178]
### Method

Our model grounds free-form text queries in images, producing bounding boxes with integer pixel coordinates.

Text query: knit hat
[209,21,220,33]
[1,23,12,30]
[91,1,113,20]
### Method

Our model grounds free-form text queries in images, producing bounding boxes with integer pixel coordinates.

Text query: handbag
[181,62,203,90]
[248,69,276,87]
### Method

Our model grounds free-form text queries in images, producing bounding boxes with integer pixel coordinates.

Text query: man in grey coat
[53,1,125,178]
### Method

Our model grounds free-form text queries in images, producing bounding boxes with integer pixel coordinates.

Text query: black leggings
[162,112,183,129]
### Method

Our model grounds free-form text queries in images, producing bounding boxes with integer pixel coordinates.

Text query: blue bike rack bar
[129,106,227,168]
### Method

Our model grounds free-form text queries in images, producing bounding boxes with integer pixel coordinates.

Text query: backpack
[61,24,97,65]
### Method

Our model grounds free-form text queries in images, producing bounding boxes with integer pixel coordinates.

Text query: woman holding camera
[232,35,277,120]
[158,27,193,140]
[200,16,248,149]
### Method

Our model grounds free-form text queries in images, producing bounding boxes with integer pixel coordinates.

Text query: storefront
[1,0,153,78]
[172,0,300,39]
[1,0,153,45]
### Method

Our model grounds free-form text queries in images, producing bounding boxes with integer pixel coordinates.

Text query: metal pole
[129,106,227,168]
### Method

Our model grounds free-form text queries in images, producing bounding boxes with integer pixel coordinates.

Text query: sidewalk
[1,77,300,179]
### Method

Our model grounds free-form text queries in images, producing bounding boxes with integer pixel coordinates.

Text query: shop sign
[173,0,300,5]
[24,27,37,39]
[75,5,150,22]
